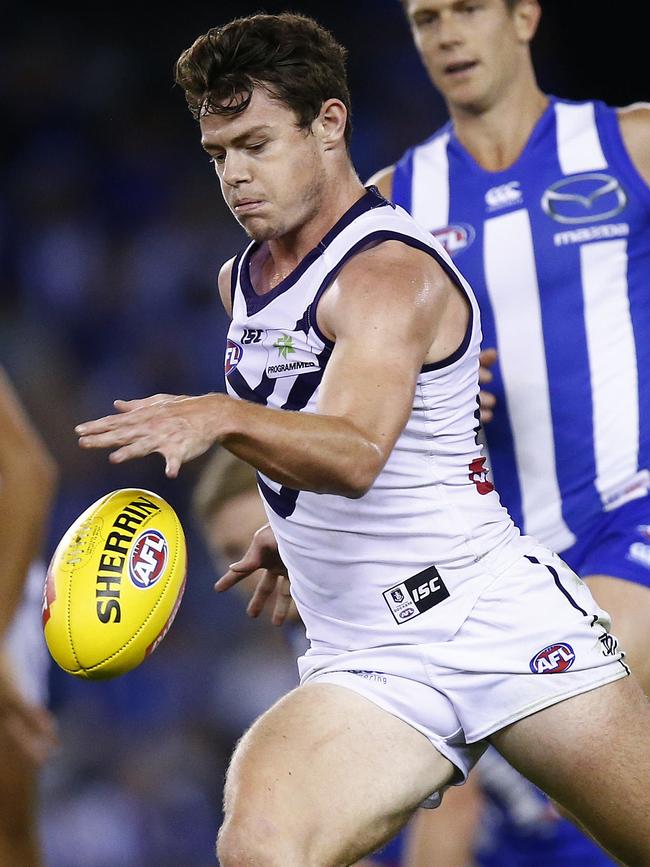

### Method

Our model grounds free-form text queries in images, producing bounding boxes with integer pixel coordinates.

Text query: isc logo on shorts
[529,642,575,674]
[383,564,450,624]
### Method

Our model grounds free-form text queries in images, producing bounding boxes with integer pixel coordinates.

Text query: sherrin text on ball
[43,489,187,679]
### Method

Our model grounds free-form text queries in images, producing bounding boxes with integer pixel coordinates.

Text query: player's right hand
[214,523,299,626]
[479,348,498,424]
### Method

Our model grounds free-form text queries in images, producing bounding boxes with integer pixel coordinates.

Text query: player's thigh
[585,574,650,693]
[489,676,650,864]
[220,682,455,867]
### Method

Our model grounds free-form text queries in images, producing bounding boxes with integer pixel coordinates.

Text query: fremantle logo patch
[383,564,450,624]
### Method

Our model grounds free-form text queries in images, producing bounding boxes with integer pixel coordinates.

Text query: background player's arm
[77,242,462,495]
[0,368,58,767]
[0,369,57,638]
[618,103,650,185]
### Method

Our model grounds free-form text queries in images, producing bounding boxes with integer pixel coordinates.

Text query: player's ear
[313,99,347,151]
[512,0,541,43]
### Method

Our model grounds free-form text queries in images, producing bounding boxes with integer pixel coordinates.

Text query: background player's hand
[76,393,220,477]
[0,656,58,766]
[214,524,298,626]
[479,348,498,424]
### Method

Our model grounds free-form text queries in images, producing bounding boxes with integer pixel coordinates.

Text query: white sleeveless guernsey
[225,188,532,653]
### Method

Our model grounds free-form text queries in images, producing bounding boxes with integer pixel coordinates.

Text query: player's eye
[247,141,267,153]
[412,11,438,28]
[210,152,226,165]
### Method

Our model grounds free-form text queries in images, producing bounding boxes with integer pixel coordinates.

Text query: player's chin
[240,218,282,243]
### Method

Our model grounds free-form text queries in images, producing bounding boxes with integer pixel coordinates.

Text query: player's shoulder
[365,122,452,201]
[338,237,446,303]
[217,255,238,316]
[616,102,650,136]
[616,102,650,185]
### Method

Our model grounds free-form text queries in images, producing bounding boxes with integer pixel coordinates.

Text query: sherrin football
[43,489,187,679]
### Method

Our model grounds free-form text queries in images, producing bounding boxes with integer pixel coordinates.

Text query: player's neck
[450,82,549,173]
[263,171,366,289]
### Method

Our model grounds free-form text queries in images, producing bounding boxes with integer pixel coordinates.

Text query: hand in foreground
[478,348,498,424]
[76,393,220,478]
[214,524,299,626]
[0,656,58,766]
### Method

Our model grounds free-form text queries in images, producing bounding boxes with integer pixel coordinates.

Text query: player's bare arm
[77,239,466,496]
[0,369,58,638]
[365,165,498,423]
[0,369,58,768]
[617,102,650,185]
[218,255,237,318]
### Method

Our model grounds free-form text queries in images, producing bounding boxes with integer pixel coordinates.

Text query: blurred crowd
[0,2,642,865]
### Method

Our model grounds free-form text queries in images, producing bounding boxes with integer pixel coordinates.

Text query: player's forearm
[215,393,385,497]
[0,449,57,636]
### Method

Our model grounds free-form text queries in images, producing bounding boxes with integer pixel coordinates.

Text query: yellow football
[43,488,187,679]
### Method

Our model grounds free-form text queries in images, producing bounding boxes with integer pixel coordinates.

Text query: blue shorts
[561,493,650,589]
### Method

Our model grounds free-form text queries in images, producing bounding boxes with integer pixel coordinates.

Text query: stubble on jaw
[236,160,328,244]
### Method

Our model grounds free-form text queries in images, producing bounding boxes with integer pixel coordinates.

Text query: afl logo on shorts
[129,530,168,589]
[225,339,243,377]
[529,642,575,674]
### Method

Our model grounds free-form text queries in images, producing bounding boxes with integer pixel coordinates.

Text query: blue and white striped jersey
[224,188,528,653]
[392,97,650,553]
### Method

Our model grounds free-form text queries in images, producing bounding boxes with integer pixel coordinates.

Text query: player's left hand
[76,393,221,478]
[215,524,299,626]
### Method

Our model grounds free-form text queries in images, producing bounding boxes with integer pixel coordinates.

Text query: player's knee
[217,818,308,867]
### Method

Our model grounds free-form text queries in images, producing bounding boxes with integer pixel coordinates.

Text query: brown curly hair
[174,12,352,148]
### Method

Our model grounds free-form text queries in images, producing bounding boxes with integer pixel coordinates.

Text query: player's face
[207,489,268,567]
[200,87,327,242]
[404,0,526,112]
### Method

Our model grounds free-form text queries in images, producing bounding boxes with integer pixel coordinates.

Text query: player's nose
[222,151,252,186]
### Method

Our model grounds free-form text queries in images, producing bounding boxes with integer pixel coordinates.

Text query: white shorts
[298,544,628,799]
[3,561,50,706]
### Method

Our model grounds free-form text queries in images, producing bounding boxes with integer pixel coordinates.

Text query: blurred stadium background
[0,2,643,864]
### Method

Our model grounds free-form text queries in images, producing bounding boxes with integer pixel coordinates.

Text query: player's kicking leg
[217,682,455,867]
[585,575,650,692]
[490,674,650,866]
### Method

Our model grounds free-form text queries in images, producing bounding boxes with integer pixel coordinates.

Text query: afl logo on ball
[529,642,575,674]
[129,530,168,589]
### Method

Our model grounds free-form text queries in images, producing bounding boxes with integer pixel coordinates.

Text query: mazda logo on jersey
[541,173,627,225]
